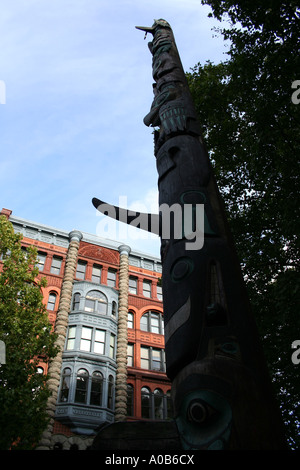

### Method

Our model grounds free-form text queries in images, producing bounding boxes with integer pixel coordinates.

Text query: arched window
[154,388,164,419]
[107,375,114,409]
[75,369,88,404]
[112,301,117,317]
[84,290,107,314]
[47,292,57,311]
[128,311,134,329]
[140,311,164,334]
[127,384,134,417]
[59,367,71,402]
[72,293,80,311]
[90,371,103,406]
[141,387,151,419]
[166,390,173,419]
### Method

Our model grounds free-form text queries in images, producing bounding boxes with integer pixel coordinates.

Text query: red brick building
[0,208,171,449]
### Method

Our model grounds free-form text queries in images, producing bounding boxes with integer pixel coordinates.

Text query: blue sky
[0,0,229,257]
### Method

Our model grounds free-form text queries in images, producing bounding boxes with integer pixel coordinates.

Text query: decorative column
[114,244,131,422]
[36,230,82,450]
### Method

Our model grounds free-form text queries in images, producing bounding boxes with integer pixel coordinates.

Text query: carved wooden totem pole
[93,20,286,450]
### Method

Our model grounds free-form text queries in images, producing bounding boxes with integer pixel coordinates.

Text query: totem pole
[93,20,286,450]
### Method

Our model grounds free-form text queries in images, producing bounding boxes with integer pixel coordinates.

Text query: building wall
[0,209,171,447]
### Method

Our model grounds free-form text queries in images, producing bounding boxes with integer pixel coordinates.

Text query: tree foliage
[0,215,58,450]
[187,1,300,448]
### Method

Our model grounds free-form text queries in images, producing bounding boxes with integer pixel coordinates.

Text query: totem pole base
[91,420,181,451]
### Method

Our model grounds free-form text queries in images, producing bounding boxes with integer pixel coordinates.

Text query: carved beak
[135,25,155,35]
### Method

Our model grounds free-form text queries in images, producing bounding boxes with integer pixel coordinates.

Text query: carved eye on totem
[175,390,232,450]
[187,399,218,425]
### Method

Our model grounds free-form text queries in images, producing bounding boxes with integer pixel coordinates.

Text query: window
[50,256,62,275]
[112,301,117,317]
[127,343,134,367]
[77,327,106,355]
[75,369,88,404]
[36,252,46,271]
[154,388,164,419]
[94,329,105,354]
[141,387,151,418]
[90,371,103,406]
[80,327,92,352]
[140,346,150,370]
[128,311,134,329]
[127,384,134,417]
[140,388,172,420]
[166,390,173,419]
[157,284,163,301]
[84,290,107,314]
[140,346,165,372]
[143,280,152,298]
[59,367,71,402]
[109,334,116,359]
[129,276,137,294]
[140,311,164,334]
[152,348,164,371]
[72,293,80,311]
[107,375,114,409]
[76,260,87,280]
[92,264,102,284]
[47,292,57,311]
[66,326,76,350]
[107,269,117,287]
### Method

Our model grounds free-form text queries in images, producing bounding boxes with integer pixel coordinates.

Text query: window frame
[76,260,87,280]
[107,268,117,287]
[129,276,138,294]
[156,284,163,301]
[140,346,165,372]
[47,291,57,311]
[140,311,164,335]
[127,343,134,367]
[66,325,77,350]
[90,371,103,406]
[128,311,134,329]
[74,368,89,404]
[84,290,108,315]
[109,334,116,359]
[72,292,80,311]
[36,251,47,271]
[91,264,102,284]
[50,256,63,275]
[59,367,72,403]
[143,280,152,298]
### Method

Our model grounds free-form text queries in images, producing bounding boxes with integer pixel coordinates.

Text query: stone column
[114,244,131,422]
[36,230,82,450]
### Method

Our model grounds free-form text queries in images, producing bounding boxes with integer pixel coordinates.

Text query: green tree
[186,1,300,448]
[0,215,58,450]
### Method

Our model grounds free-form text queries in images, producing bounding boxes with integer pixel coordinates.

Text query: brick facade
[0,208,171,450]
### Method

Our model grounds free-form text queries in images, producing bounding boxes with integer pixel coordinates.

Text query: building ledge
[55,403,114,435]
